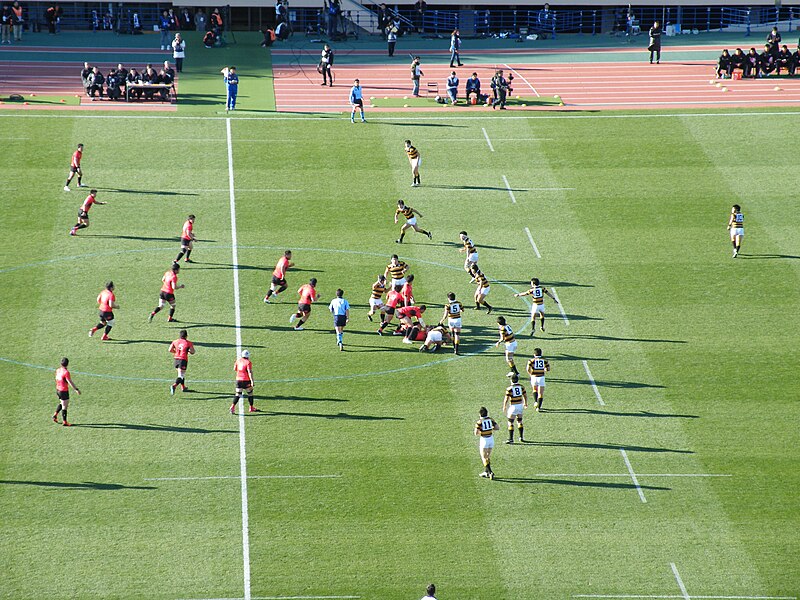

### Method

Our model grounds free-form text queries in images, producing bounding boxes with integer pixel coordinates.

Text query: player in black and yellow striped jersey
[383,254,410,288]
[469,264,493,312]
[441,292,463,354]
[404,139,422,187]
[502,373,528,444]
[727,204,744,258]
[514,277,559,336]
[367,274,387,322]
[458,231,479,277]
[526,347,550,411]
[394,200,432,243]
[495,315,519,376]
[474,406,499,479]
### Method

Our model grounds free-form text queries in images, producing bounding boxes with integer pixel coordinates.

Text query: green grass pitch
[0,109,798,600]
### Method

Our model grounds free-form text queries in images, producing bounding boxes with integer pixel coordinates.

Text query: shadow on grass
[248,411,403,421]
[497,279,594,288]
[74,422,237,434]
[544,408,698,419]
[739,253,800,260]
[424,183,528,192]
[97,187,198,196]
[549,377,665,390]
[0,479,156,491]
[83,234,190,243]
[493,477,670,492]
[550,333,687,344]
[525,440,693,454]
[372,121,466,128]
[554,353,610,362]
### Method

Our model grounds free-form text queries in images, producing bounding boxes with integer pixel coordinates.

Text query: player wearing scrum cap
[231,350,258,414]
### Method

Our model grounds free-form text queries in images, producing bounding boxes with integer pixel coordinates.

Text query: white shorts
[411,157,421,170]
[479,436,494,450]
[506,403,524,418]
[466,252,478,264]
[447,317,462,330]
[391,277,406,288]
[531,304,545,316]
[424,330,443,345]
[505,341,518,353]
[369,297,383,309]
[478,286,490,297]
[730,227,744,239]
[405,217,417,226]
[531,375,546,388]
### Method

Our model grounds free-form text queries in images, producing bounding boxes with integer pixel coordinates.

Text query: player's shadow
[248,411,404,421]
[188,262,275,272]
[181,390,232,401]
[339,343,400,353]
[493,477,670,492]
[97,187,198,196]
[83,233,191,243]
[440,241,516,251]
[374,122,466,128]
[0,479,157,491]
[544,408,699,419]
[554,353,610,362]
[425,183,527,192]
[498,279,594,288]
[175,320,270,331]
[739,254,800,260]
[550,333,687,344]
[74,423,237,434]
[549,377,665,390]
[526,440,693,454]
[102,338,170,346]
[277,395,349,403]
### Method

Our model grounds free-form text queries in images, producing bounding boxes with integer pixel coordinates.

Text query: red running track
[273,60,800,112]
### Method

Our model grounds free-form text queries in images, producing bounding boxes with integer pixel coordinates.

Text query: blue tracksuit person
[222,66,238,111]
[446,71,459,104]
[349,78,366,123]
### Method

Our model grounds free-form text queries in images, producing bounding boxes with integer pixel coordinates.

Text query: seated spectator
[80,61,93,95]
[716,49,731,78]
[88,66,104,98]
[157,69,173,101]
[116,63,128,94]
[446,70,459,104]
[142,65,157,99]
[275,20,289,40]
[776,44,793,75]
[792,46,800,76]
[759,44,776,76]
[105,68,122,100]
[163,60,176,82]
[745,47,760,78]
[203,30,216,48]
[127,68,141,99]
[465,72,481,103]
[729,48,747,77]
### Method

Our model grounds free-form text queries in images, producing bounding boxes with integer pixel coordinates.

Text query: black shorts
[56,390,69,401]
[99,310,114,322]
[174,358,188,369]
[297,303,311,314]
[352,98,363,108]
[159,291,176,303]
[385,306,396,316]
[236,380,252,389]
[334,314,347,327]
[271,276,286,287]
[180,237,192,248]
[78,209,89,220]
[70,166,81,174]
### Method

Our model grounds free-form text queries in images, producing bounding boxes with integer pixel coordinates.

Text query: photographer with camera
[491,69,513,110]
[171,33,185,72]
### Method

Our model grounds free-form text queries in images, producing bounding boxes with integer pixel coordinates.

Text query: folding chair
[426,82,439,97]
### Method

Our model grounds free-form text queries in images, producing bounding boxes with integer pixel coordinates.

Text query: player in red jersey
[168,329,195,395]
[149,263,184,322]
[400,274,415,307]
[263,250,294,303]
[64,143,86,191]
[230,349,258,413]
[290,278,318,330]
[173,214,196,264]
[53,357,81,426]
[89,281,119,341]
[397,304,426,343]
[377,285,403,335]
[69,189,105,236]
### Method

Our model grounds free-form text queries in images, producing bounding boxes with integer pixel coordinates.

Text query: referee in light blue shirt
[328,288,350,351]
[349,78,366,123]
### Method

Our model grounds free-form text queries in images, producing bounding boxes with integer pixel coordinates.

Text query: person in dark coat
[776,44,793,75]
[730,47,747,77]
[716,49,731,78]
[648,21,662,64]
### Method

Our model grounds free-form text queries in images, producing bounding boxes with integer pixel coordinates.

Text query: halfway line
[524,227,541,258]
[227,117,252,600]
[671,563,690,600]
[620,448,647,503]
[581,360,605,406]
[550,288,569,325]
[502,174,517,204]
[481,127,495,151]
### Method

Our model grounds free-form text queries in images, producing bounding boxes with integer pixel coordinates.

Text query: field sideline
[1,32,799,600]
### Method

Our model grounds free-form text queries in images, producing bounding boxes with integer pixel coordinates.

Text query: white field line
[503,63,540,97]
[582,360,605,406]
[550,288,569,325]
[502,174,516,204]
[2,111,800,122]
[481,127,495,151]
[671,563,691,600]
[523,227,541,259]
[620,448,647,503]
[227,117,252,600]
[530,474,731,478]
[145,475,342,481]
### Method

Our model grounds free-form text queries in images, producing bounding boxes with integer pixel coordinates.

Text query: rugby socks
[168,307,175,320]
[540,317,545,332]
[507,421,514,441]
[175,250,185,262]
[231,393,240,408]
[184,249,192,261]
[336,332,343,345]
[351,110,355,122]
[398,231,406,242]
[507,360,518,375]
[537,394,543,410]
[482,300,493,312]
[104,324,112,335]
[518,423,524,441]
[247,392,254,407]
[53,404,62,421]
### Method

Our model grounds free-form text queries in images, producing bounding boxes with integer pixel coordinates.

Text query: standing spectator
[387,25,396,56]
[171,33,185,73]
[167,9,179,32]
[180,8,192,30]
[767,27,781,56]
[410,55,423,97]
[491,69,509,109]
[377,2,388,36]
[538,3,553,34]
[159,10,170,50]
[648,21,662,64]
[465,72,481,103]
[328,289,350,351]
[349,78,365,123]
[10,1,22,42]
[210,8,223,36]
[414,0,426,33]
[1,4,11,44]
[222,66,238,111]
[319,43,333,86]
[449,28,462,67]
[446,70,459,104]
[45,4,56,34]
[194,8,206,31]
